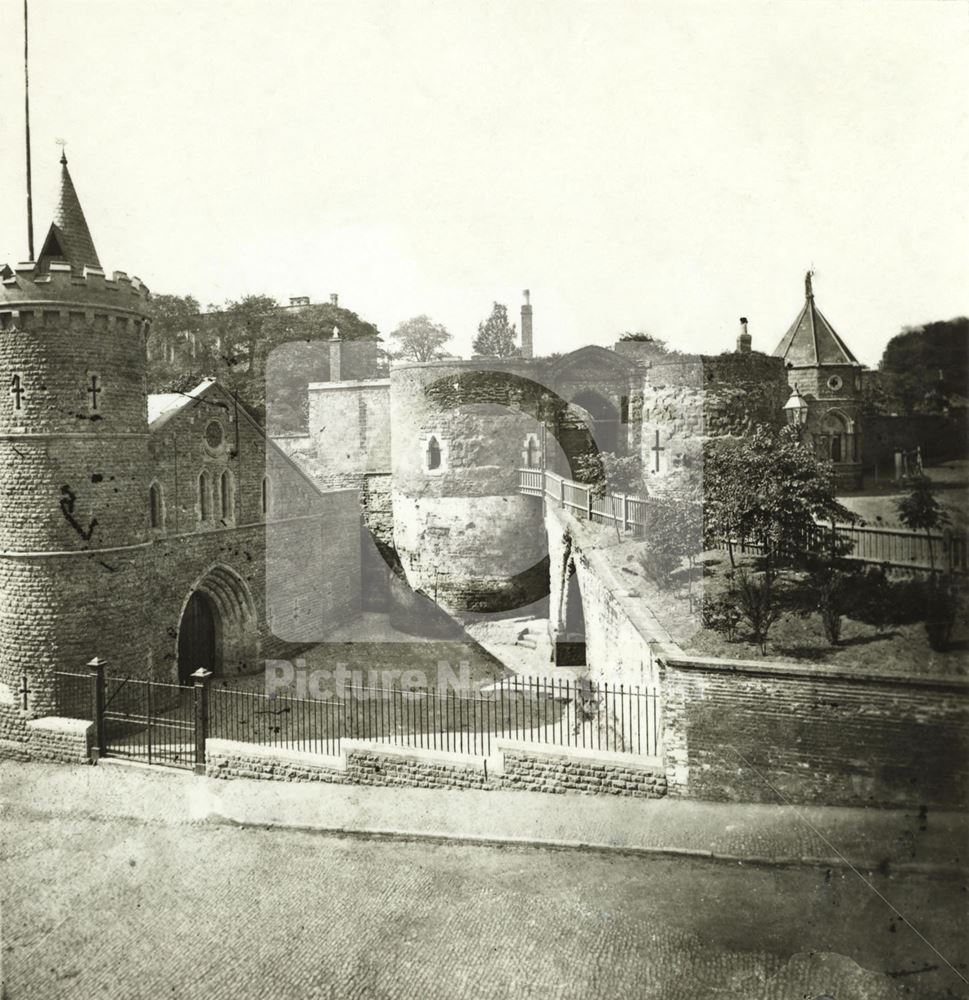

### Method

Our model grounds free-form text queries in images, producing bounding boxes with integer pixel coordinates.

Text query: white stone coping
[307,379,390,391]
[206,738,346,771]
[493,739,663,771]
[26,717,93,737]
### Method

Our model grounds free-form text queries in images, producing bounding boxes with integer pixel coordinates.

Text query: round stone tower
[0,154,152,731]
[389,357,550,628]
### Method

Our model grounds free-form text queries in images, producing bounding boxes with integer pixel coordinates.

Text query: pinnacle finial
[56,138,67,166]
[805,269,814,299]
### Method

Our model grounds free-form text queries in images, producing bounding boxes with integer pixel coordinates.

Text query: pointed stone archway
[175,564,258,682]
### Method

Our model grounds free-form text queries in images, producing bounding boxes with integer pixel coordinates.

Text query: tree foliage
[877,317,969,414]
[146,293,381,425]
[703,424,852,578]
[389,315,453,362]
[896,474,950,571]
[473,302,519,358]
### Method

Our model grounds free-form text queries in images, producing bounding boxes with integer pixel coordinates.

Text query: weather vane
[55,137,67,162]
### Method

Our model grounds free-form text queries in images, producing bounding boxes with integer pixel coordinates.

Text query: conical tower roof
[772,272,859,367]
[36,153,102,273]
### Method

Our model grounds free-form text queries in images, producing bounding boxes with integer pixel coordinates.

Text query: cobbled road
[2,808,966,999]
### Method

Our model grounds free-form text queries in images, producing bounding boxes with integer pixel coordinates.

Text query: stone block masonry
[204,737,667,798]
[24,717,93,765]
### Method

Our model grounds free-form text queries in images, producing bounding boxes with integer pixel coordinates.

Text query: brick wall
[660,655,969,809]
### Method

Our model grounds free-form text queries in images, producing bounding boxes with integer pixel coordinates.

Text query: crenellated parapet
[0,260,151,330]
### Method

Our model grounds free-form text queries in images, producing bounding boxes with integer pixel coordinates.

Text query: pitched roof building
[772,272,865,488]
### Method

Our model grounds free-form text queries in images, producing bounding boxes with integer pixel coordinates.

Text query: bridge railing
[517,468,967,575]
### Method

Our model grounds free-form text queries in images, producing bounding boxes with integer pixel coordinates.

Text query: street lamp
[783,385,809,435]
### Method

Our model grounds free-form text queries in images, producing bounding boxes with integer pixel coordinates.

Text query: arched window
[198,471,210,521]
[149,481,164,529]
[426,436,441,471]
[220,470,233,521]
[524,435,541,468]
[261,476,270,519]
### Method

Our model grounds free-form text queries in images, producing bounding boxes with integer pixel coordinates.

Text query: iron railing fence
[100,676,196,769]
[209,677,660,759]
[53,670,660,764]
[53,670,93,720]
[520,468,969,574]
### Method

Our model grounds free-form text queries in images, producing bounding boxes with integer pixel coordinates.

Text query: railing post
[191,668,213,775]
[87,656,107,763]
[559,475,565,509]
[586,486,593,522]
[622,492,629,532]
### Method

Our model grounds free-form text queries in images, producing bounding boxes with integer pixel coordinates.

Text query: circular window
[827,375,843,392]
[204,420,224,448]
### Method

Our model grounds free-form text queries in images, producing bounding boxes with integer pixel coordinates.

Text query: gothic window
[219,469,234,521]
[261,476,270,519]
[198,471,211,521]
[148,481,164,529]
[426,436,441,471]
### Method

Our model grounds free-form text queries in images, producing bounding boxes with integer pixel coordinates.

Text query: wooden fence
[518,467,968,575]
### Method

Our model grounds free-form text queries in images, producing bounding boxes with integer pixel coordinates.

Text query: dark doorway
[571,391,620,456]
[177,590,218,684]
[556,565,587,666]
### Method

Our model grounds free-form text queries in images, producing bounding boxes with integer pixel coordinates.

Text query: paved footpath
[3,760,966,872]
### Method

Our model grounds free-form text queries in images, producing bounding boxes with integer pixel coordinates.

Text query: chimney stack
[330,325,341,381]
[330,293,339,306]
[736,316,751,354]
[521,289,533,359]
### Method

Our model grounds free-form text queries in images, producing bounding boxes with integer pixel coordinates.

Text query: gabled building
[773,272,865,489]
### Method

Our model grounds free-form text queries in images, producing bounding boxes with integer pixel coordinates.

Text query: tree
[878,317,969,414]
[896,475,950,572]
[703,424,852,579]
[146,293,381,425]
[473,302,519,358]
[389,315,452,362]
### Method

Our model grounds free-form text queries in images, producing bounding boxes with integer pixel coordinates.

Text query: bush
[637,543,680,590]
[924,578,959,652]
[698,595,742,641]
[734,569,781,654]
[814,571,846,646]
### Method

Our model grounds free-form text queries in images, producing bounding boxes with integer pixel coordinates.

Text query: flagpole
[24,0,35,261]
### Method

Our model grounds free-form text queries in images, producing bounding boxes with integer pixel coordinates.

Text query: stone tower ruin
[0,154,152,732]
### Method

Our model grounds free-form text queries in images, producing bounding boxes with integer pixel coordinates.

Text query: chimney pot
[330,293,339,306]
[520,290,533,359]
[737,316,752,354]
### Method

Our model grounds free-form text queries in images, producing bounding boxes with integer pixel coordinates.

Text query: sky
[0,1,967,366]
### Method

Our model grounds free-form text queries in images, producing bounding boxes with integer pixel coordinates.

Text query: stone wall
[660,655,969,809]
[205,737,667,798]
[640,352,787,490]
[500,743,666,798]
[390,360,548,615]
[546,505,678,684]
[24,717,93,765]
[307,379,391,480]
